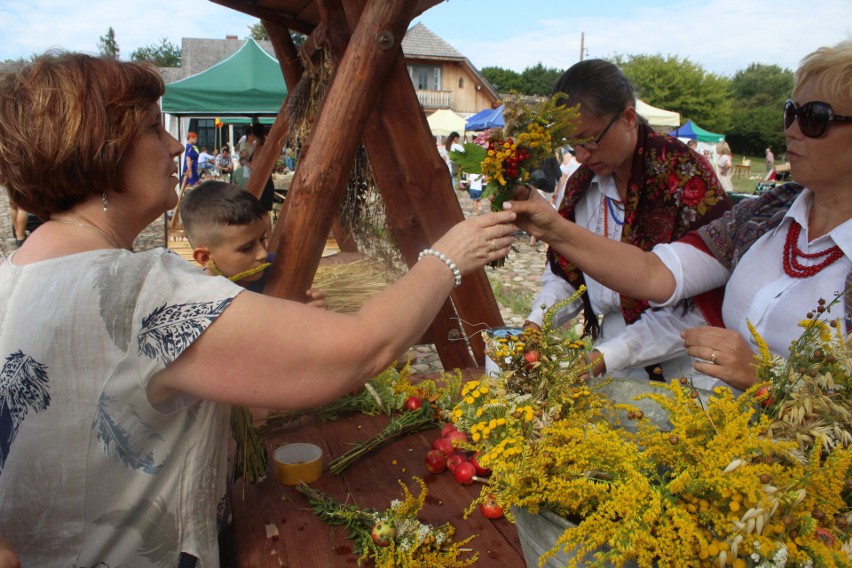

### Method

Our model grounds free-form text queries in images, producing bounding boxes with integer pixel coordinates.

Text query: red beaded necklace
[783,220,844,278]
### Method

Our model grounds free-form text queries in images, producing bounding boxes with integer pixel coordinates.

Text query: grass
[730,153,771,194]
[488,276,585,344]
[489,276,534,318]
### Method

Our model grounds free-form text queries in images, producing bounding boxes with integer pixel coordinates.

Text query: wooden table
[732,164,751,179]
[229,371,527,567]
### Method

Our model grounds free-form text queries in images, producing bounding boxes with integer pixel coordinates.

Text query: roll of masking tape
[273,443,324,486]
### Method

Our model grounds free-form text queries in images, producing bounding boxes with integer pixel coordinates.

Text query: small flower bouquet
[450,94,582,212]
[298,477,478,567]
[450,296,851,567]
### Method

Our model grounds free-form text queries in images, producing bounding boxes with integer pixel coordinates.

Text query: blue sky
[1,0,850,77]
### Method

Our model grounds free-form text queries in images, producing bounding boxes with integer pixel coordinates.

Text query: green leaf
[449,143,487,174]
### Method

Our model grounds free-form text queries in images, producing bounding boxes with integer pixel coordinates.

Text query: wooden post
[263,0,418,300]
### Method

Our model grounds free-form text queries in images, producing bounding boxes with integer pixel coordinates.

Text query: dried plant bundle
[312,259,392,313]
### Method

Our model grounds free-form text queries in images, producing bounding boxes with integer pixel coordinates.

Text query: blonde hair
[716,141,731,155]
[793,39,852,101]
[0,53,164,218]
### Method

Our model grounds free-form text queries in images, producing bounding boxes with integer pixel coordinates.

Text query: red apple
[403,396,423,411]
[424,450,447,474]
[755,386,775,408]
[371,520,396,547]
[446,452,468,473]
[453,461,477,485]
[431,437,455,457]
[480,494,504,519]
[445,429,468,450]
[470,452,492,477]
[440,422,458,437]
[524,350,540,368]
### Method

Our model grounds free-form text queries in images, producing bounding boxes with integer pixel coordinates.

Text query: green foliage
[482,63,564,96]
[449,143,487,174]
[726,63,794,156]
[248,21,269,40]
[97,27,120,60]
[130,38,181,67]
[613,53,732,135]
[481,66,522,93]
[248,20,305,47]
[518,62,563,96]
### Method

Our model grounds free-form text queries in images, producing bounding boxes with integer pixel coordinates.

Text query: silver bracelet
[418,248,462,287]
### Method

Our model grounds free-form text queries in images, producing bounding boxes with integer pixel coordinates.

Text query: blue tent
[667,119,725,143]
[465,105,505,131]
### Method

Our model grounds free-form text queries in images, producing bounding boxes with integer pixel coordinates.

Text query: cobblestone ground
[1,189,548,374]
[402,190,549,374]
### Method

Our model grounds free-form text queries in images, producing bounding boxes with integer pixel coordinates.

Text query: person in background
[687,139,698,151]
[765,146,776,178]
[197,146,215,177]
[524,59,732,386]
[507,40,852,392]
[551,147,580,210]
[232,150,250,187]
[180,180,325,301]
[183,131,200,188]
[7,197,29,248]
[715,141,735,192]
[439,131,465,189]
[235,124,254,158]
[468,173,484,214]
[0,52,518,566]
[216,147,234,182]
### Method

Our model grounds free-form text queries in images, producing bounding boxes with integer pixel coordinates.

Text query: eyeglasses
[574,112,622,151]
[784,99,852,138]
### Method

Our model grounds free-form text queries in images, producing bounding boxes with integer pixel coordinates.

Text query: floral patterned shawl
[548,122,732,339]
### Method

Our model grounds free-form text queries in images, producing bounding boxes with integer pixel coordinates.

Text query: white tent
[636,99,680,128]
[427,109,467,137]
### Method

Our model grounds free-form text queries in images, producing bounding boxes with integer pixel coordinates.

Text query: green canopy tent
[162,38,288,153]
[162,37,287,116]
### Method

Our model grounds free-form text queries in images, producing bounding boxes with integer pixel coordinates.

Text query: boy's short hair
[180,181,268,247]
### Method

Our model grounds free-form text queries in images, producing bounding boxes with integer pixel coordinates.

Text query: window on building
[458,77,464,88]
[407,64,442,90]
[189,118,217,150]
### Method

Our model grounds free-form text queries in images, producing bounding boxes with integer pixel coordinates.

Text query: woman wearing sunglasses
[524,59,732,388]
[509,40,852,391]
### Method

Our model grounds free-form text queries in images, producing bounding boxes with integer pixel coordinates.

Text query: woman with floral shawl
[524,59,732,387]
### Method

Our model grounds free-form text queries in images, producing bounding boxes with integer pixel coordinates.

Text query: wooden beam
[322,0,476,368]
[265,20,304,88]
[263,0,419,300]
[208,0,315,34]
[245,22,299,202]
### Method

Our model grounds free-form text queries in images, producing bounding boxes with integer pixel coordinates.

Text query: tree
[518,62,563,96]
[249,21,269,40]
[98,27,120,60]
[613,53,732,136]
[726,63,794,156]
[481,63,563,96]
[480,66,522,94]
[131,38,181,67]
[248,21,306,47]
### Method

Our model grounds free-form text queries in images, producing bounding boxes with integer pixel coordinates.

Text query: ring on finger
[488,240,496,252]
[710,351,717,364]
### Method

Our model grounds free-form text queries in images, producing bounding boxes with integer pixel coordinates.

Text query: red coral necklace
[783,220,844,278]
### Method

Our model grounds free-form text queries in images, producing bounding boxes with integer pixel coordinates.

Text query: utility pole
[579,32,584,61]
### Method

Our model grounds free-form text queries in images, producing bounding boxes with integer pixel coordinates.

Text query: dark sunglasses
[784,99,852,138]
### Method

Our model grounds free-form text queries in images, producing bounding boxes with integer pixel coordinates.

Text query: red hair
[0,53,164,218]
